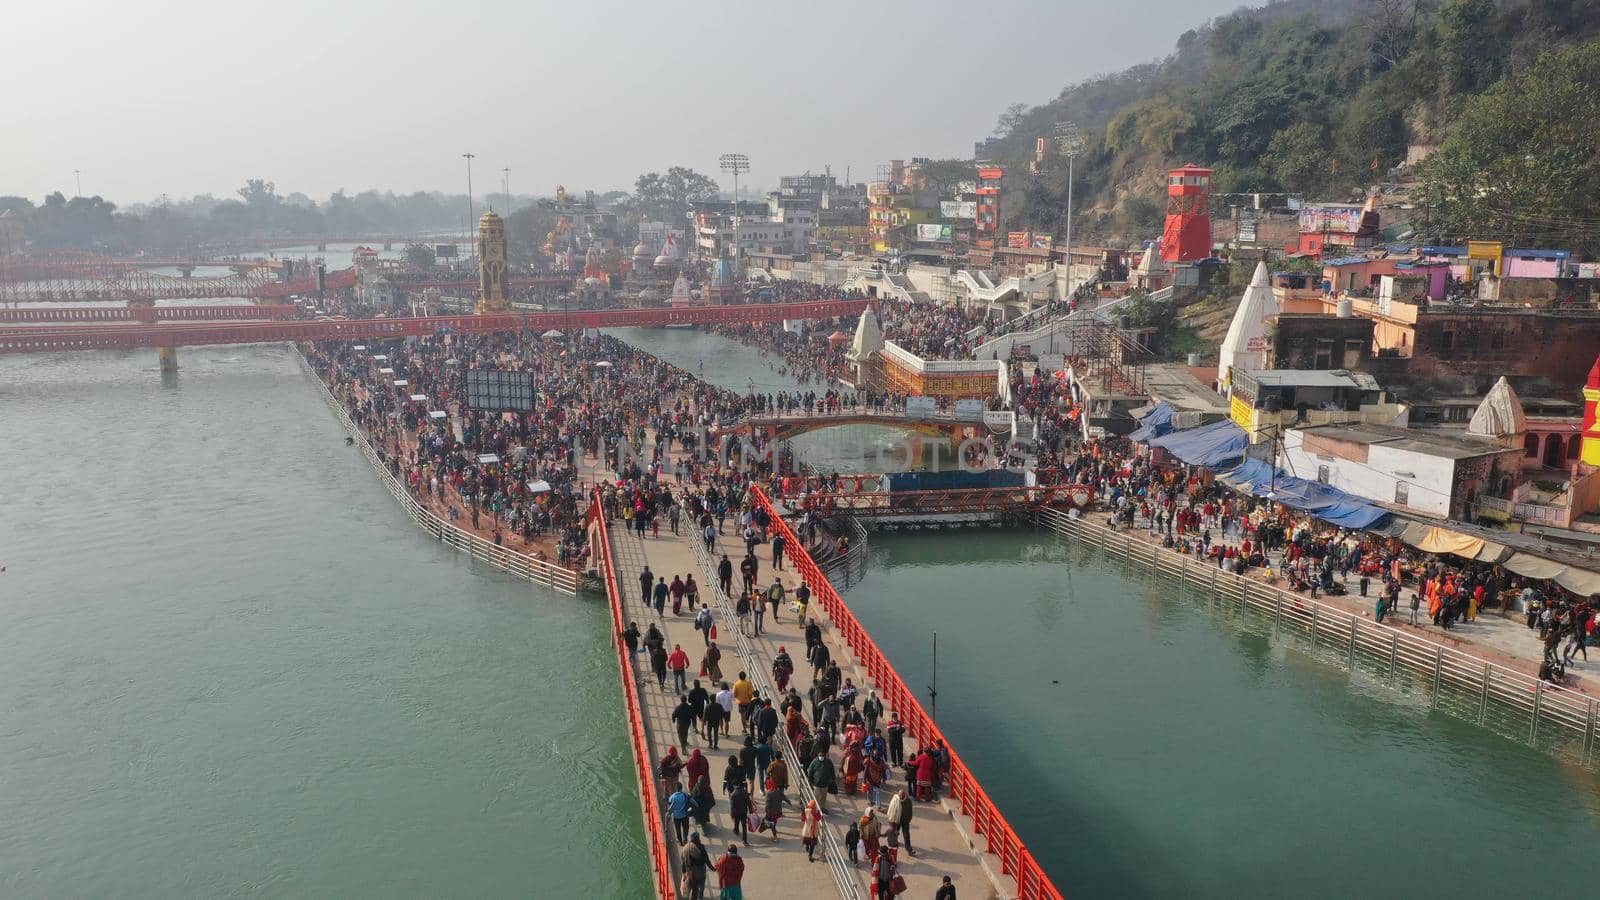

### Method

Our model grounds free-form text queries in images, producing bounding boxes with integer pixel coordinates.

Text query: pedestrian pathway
[605,511,1012,900]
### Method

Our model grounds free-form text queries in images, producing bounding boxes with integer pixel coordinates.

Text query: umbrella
[542,329,564,338]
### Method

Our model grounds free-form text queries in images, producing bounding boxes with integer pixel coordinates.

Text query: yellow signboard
[1230,394,1254,432]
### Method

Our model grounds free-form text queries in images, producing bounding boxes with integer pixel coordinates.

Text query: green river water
[3,329,1595,898]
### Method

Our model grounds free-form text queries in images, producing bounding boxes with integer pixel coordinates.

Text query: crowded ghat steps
[600,504,1021,900]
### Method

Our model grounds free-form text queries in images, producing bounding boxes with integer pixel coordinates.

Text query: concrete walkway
[604,506,1011,899]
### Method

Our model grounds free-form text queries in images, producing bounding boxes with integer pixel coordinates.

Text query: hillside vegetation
[987,0,1600,252]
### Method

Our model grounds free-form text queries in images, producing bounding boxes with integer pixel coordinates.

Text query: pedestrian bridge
[718,408,1003,443]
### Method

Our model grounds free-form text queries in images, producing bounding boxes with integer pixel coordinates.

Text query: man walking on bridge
[640,565,654,604]
[772,531,787,571]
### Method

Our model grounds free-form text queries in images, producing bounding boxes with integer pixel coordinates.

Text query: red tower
[1161,164,1212,262]
[975,166,1004,250]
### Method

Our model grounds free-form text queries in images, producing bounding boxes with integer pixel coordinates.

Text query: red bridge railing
[588,492,677,900]
[0,305,301,324]
[752,484,1065,900]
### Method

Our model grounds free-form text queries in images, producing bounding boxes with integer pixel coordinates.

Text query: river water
[0,346,644,898]
[841,529,1600,898]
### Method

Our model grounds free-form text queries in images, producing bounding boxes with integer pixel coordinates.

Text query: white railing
[298,351,580,595]
[1037,507,1600,769]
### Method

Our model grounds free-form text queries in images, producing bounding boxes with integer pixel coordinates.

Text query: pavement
[1103,511,1599,698]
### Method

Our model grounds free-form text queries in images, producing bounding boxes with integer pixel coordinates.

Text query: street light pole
[719,152,749,262]
[462,152,476,250]
[502,167,511,213]
[74,169,82,198]
[928,631,939,723]
[1055,122,1085,301]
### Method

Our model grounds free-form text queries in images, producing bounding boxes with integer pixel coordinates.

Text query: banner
[1007,231,1032,248]
[1296,204,1363,234]
[904,397,937,419]
[940,201,977,219]
[916,224,953,243]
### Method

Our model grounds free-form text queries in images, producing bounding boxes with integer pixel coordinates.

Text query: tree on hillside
[1436,0,1498,94]
[993,103,1029,139]
[1358,0,1420,69]
[1263,121,1334,193]
[1423,39,1600,254]
[634,167,719,222]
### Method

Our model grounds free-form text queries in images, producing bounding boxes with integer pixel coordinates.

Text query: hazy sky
[8,0,1246,205]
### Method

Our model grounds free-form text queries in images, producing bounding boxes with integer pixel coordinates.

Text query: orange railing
[752,484,1064,900]
[589,492,678,900]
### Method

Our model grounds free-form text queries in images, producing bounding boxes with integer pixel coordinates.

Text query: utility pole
[927,631,939,723]
[462,152,476,252]
[74,169,82,198]
[502,167,511,213]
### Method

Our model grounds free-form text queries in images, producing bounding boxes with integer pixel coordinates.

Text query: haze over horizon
[9,0,1245,205]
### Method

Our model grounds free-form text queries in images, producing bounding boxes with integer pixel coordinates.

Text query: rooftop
[1295,422,1511,460]
[1246,369,1382,390]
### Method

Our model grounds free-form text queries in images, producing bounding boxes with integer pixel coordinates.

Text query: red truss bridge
[0,299,871,355]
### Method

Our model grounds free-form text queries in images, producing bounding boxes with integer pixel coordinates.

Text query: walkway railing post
[1584,701,1597,768]
[1347,615,1357,669]
[1311,605,1319,648]
[1530,681,1543,746]
[1478,663,1492,724]
[1431,648,1443,708]
[1388,633,1399,686]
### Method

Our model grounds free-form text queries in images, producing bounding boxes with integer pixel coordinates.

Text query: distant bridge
[723,408,1002,442]
[0,298,870,355]
[772,485,1094,518]
[0,305,302,324]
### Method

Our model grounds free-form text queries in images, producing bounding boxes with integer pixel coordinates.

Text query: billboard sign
[466,368,537,412]
[904,397,937,419]
[916,224,954,243]
[940,201,977,219]
[953,399,985,420]
[1007,231,1032,248]
[435,244,458,258]
[1296,204,1363,234]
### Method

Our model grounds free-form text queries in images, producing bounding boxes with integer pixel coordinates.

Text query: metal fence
[1037,507,1600,770]
[299,352,580,595]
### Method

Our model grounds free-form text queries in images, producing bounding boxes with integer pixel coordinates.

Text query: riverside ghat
[285,217,1600,898]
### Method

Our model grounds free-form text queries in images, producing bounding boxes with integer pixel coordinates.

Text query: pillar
[178,265,194,278]
[158,346,178,373]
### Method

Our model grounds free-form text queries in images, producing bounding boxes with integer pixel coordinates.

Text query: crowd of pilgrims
[304,327,891,569]
[1015,364,1596,684]
[606,475,942,889]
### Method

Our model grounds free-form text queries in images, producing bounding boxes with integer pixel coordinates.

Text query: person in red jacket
[669,644,691,693]
[715,845,745,900]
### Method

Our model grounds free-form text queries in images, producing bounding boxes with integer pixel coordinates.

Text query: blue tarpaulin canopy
[1216,459,1390,530]
[1127,401,1175,443]
[1147,419,1249,467]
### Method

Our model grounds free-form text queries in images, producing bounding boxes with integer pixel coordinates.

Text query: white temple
[669,273,694,309]
[653,233,680,268]
[1217,261,1278,396]
[1467,376,1528,446]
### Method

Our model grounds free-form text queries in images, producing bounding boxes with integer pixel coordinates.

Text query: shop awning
[1556,568,1600,597]
[1127,401,1175,443]
[1214,458,1390,530]
[1503,552,1568,580]
[1147,419,1248,467]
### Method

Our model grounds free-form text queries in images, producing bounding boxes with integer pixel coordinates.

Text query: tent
[1215,458,1390,530]
[1126,401,1175,443]
[1147,419,1249,467]
[527,479,552,493]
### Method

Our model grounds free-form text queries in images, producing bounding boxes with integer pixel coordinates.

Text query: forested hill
[988,0,1600,253]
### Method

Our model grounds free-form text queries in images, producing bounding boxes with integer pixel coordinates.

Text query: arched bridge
[0,298,870,355]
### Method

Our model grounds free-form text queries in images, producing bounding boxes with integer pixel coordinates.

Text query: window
[1445,405,1471,423]
[1317,465,1330,484]
[1441,330,1455,351]
[1394,483,1409,506]
[1490,330,1506,350]
[1524,433,1540,458]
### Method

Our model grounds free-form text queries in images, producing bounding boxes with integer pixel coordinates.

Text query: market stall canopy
[1216,457,1390,530]
[428,410,447,419]
[409,394,427,402]
[1127,401,1175,443]
[1146,419,1248,467]
[527,479,552,493]
[477,454,500,465]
